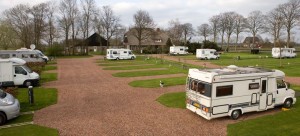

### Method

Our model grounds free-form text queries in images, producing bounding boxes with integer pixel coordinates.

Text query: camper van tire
[24,81,32,87]
[231,110,241,120]
[283,98,293,108]
[116,57,119,60]
[0,112,6,125]
[131,56,135,60]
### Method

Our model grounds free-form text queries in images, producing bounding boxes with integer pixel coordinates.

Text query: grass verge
[156,92,186,109]
[0,125,58,136]
[113,69,185,77]
[5,114,33,125]
[103,64,165,70]
[129,77,186,88]
[43,65,57,71]
[40,73,57,83]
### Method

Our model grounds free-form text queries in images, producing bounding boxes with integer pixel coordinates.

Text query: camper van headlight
[0,97,14,106]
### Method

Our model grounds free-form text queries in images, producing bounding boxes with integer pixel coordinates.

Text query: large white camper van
[16,48,49,62]
[0,58,40,87]
[272,48,297,58]
[196,49,220,60]
[169,46,188,55]
[0,50,46,63]
[106,49,136,60]
[186,65,296,120]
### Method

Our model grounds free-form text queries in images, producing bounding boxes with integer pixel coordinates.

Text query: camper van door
[259,78,267,110]
[120,50,128,59]
[13,66,28,85]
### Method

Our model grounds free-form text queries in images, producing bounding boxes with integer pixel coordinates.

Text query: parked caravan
[106,49,136,60]
[169,46,189,55]
[0,58,40,87]
[16,48,49,62]
[0,50,46,63]
[196,49,220,60]
[272,48,297,58]
[186,65,296,120]
[0,89,20,125]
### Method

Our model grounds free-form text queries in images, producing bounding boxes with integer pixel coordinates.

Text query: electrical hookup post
[28,86,34,104]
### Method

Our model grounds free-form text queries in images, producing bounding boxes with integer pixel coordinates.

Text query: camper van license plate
[193,102,200,108]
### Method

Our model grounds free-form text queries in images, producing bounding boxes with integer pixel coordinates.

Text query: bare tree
[224,12,237,51]
[30,2,49,49]
[0,20,18,49]
[167,19,183,45]
[197,23,212,42]
[266,8,284,47]
[246,11,266,46]
[4,4,32,48]
[132,10,155,49]
[181,23,194,45]
[209,15,220,43]
[58,0,78,55]
[99,6,121,47]
[80,0,96,38]
[45,1,58,47]
[278,0,300,47]
[234,14,246,50]
[218,14,227,49]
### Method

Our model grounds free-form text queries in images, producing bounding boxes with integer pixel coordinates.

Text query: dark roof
[243,37,260,44]
[124,28,169,46]
[76,33,108,47]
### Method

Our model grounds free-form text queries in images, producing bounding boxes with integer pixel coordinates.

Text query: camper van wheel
[24,81,32,87]
[216,57,219,60]
[283,98,293,108]
[231,110,241,120]
[116,57,119,60]
[205,57,208,60]
[131,56,135,60]
[0,112,6,126]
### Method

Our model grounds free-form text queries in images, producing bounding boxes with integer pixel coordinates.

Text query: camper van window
[113,51,118,54]
[124,51,127,53]
[277,80,286,89]
[12,54,16,57]
[23,66,33,73]
[249,83,259,90]
[216,85,233,97]
[15,66,27,75]
[189,79,211,97]
[0,54,9,58]
[129,51,132,55]
[210,51,213,54]
[180,48,183,51]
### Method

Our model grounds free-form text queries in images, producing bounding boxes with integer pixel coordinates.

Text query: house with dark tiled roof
[73,33,108,53]
[123,28,169,51]
[243,37,262,47]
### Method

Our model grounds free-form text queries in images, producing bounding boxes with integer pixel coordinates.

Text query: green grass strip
[17,88,57,112]
[43,65,57,71]
[129,77,186,88]
[103,64,165,70]
[40,73,57,83]
[5,114,33,125]
[0,124,58,136]
[156,92,186,109]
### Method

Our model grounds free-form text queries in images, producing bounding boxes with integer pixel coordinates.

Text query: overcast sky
[0,0,295,41]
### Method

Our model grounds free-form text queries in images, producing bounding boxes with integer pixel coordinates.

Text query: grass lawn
[103,64,165,70]
[129,77,186,88]
[156,92,186,109]
[47,61,57,65]
[5,114,33,125]
[227,96,300,136]
[207,52,300,77]
[40,73,57,83]
[17,88,57,112]
[0,125,58,136]
[99,61,148,66]
[43,65,57,71]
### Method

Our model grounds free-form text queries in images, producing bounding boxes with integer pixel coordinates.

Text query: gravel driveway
[34,56,280,136]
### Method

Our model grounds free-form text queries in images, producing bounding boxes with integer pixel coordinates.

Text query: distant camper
[106,49,136,60]
[196,49,220,60]
[169,46,188,55]
[0,49,47,63]
[272,48,297,58]
[16,48,49,62]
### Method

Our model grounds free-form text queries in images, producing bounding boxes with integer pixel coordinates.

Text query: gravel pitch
[34,56,281,136]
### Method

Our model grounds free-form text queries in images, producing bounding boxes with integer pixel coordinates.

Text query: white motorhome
[186,65,296,120]
[106,49,136,60]
[0,58,40,87]
[272,48,297,58]
[196,49,220,60]
[16,48,49,62]
[0,50,46,63]
[169,46,189,55]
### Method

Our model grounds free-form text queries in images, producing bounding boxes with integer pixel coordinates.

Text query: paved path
[34,56,279,136]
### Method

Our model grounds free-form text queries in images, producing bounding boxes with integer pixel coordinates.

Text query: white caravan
[272,48,297,58]
[0,50,46,63]
[196,49,220,60]
[106,49,136,60]
[169,46,189,55]
[16,48,49,62]
[0,58,40,87]
[186,65,296,120]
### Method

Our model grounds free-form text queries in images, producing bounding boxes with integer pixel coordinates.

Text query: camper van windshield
[23,66,33,73]
[189,78,211,97]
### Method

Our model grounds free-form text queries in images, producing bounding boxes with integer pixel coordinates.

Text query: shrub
[4,87,18,97]
[46,44,64,57]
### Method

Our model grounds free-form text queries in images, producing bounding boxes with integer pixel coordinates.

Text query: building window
[249,83,259,90]
[216,85,233,97]
[155,39,162,43]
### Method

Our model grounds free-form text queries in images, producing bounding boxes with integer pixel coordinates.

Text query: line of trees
[1,0,300,53]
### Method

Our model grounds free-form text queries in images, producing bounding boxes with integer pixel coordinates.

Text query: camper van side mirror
[23,72,28,75]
